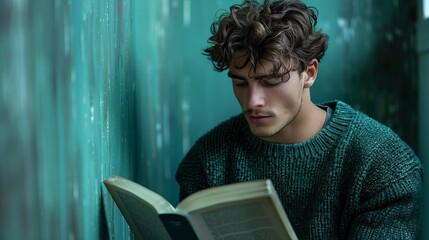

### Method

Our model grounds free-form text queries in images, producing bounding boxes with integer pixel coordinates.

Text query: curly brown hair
[203,0,328,77]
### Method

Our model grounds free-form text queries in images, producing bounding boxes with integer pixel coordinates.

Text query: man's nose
[247,84,266,108]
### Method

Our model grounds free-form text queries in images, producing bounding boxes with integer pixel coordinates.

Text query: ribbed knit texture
[176,101,423,239]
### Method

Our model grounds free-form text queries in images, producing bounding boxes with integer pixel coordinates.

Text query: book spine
[159,214,199,240]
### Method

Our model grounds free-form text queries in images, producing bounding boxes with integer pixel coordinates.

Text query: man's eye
[232,79,248,87]
[262,78,283,86]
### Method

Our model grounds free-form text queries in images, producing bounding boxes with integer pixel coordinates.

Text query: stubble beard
[248,97,304,142]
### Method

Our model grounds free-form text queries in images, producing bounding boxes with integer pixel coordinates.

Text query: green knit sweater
[175,101,423,239]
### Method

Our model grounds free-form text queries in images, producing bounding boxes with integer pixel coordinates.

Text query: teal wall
[1,1,138,239]
[0,0,425,239]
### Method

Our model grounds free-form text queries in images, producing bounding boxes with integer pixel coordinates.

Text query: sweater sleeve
[345,121,423,239]
[348,167,422,239]
[175,141,209,201]
[175,115,242,202]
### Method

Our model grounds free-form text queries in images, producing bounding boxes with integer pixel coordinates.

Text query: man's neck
[262,100,327,144]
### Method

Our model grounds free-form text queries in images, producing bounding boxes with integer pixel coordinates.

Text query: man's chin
[249,126,276,139]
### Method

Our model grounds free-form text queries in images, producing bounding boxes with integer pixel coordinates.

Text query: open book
[103,176,297,240]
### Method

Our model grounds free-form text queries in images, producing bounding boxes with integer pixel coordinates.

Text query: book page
[176,180,297,240]
[177,180,274,213]
[104,176,174,213]
[188,198,297,240]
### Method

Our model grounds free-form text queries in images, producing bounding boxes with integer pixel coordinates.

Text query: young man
[176,0,423,238]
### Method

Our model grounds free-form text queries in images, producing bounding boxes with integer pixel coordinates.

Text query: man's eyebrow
[227,72,246,80]
[254,74,274,80]
[256,72,289,80]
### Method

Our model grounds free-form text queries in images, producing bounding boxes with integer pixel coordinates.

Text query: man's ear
[303,59,319,88]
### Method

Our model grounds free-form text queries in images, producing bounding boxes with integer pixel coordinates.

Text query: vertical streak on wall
[0,1,34,239]
[133,0,165,198]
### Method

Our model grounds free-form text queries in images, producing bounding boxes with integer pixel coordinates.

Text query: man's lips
[248,114,270,118]
[246,113,272,124]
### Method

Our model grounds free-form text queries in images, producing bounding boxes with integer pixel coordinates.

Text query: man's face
[228,53,308,143]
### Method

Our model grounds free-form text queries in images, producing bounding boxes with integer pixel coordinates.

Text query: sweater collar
[242,101,356,158]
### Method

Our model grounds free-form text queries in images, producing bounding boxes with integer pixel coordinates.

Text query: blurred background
[0,0,428,239]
